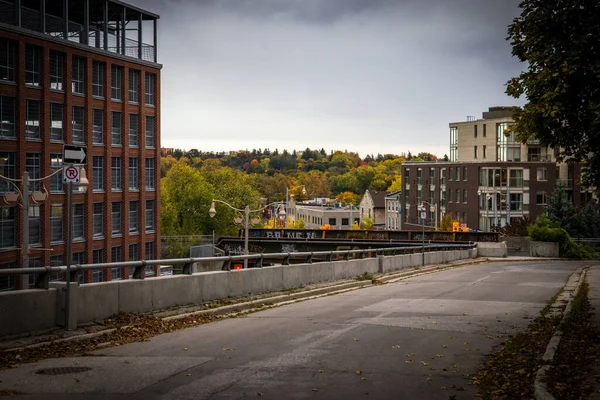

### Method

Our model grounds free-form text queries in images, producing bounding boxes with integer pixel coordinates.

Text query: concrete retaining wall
[0,248,475,337]
[530,241,560,257]
[477,241,507,257]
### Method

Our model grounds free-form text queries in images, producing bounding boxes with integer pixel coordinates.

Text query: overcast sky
[132,0,525,158]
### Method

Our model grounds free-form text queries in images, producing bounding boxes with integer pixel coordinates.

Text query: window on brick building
[92,109,103,144]
[25,45,41,87]
[92,61,105,97]
[0,38,16,82]
[129,200,139,234]
[50,204,63,243]
[49,51,64,90]
[26,99,40,140]
[72,56,85,94]
[129,157,139,190]
[93,202,103,238]
[72,106,84,143]
[145,73,155,105]
[145,116,155,147]
[111,202,121,236]
[111,65,122,100]
[111,111,121,145]
[50,103,63,142]
[129,114,138,147]
[128,69,140,103]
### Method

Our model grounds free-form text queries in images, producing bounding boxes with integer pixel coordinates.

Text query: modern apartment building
[0,0,161,290]
[401,107,595,231]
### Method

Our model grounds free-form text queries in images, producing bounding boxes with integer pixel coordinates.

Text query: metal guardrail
[0,243,476,290]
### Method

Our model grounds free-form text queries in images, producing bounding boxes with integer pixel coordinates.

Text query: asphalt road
[0,260,589,400]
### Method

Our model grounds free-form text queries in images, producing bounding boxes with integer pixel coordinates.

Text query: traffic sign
[63,165,81,183]
[63,145,87,165]
[420,211,427,219]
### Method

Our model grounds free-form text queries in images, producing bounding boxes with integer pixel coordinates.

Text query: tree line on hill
[160,148,442,237]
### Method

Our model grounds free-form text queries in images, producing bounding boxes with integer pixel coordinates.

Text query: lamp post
[64,167,88,330]
[209,199,285,269]
[420,200,438,229]
[286,185,306,229]
[0,167,88,283]
[418,204,426,266]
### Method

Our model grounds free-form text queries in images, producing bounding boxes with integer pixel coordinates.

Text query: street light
[286,185,306,229]
[209,199,285,269]
[0,166,87,280]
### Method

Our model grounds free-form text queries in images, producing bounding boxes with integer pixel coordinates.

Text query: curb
[534,267,587,400]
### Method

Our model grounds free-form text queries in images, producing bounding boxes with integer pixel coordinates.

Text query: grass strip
[473,309,562,399]
[543,281,600,399]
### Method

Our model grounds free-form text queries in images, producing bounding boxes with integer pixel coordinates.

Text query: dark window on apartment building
[129,114,138,147]
[72,106,84,143]
[111,111,121,145]
[111,157,121,190]
[72,56,85,94]
[92,61,105,97]
[49,51,64,90]
[474,146,478,159]
[50,103,63,142]
[92,109,103,144]
[145,73,155,105]
[536,191,548,205]
[0,207,16,248]
[111,65,123,101]
[50,154,62,192]
[483,124,486,137]
[463,167,467,181]
[92,156,104,191]
[129,157,139,190]
[0,96,16,139]
[28,205,40,245]
[483,145,487,159]
[25,99,40,140]
[25,45,41,87]
[72,204,84,241]
[50,204,63,243]
[129,69,140,103]
[145,116,155,147]
[93,202,103,238]
[145,200,155,231]
[111,201,122,235]
[474,124,477,138]
[129,200,139,234]
[145,158,155,189]
[0,38,16,82]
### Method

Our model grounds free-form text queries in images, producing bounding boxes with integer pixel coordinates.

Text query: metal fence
[0,243,476,290]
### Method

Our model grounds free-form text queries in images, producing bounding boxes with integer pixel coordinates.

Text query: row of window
[0,152,156,193]
[0,39,156,105]
[0,199,155,249]
[0,96,156,147]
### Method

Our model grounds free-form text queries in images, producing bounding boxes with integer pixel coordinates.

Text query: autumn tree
[506,0,600,188]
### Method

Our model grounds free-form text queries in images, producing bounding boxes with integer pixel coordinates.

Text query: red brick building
[0,0,161,290]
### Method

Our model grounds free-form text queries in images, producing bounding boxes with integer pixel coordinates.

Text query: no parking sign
[63,165,81,183]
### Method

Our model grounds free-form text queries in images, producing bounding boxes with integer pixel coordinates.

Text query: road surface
[0,260,589,399]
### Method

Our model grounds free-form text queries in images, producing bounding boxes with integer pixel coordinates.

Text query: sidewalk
[587,266,600,399]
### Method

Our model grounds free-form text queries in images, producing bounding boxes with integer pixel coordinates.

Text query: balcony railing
[0,2,156,63]
[527,154,551,162]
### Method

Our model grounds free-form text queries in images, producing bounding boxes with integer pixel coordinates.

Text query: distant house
[385,190,402,230]
[359,190,388,228]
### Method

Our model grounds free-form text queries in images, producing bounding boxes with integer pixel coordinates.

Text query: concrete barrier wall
[0,248,475,337]
[530,241,560,257]
[477,242,507,257]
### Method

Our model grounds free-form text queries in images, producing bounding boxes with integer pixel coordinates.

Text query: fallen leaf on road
[355,370,362,375]
[392,345,401,349]
[421,361,429,366]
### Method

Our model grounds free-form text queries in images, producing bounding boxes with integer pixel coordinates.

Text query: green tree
[546,185,576,231]
[160,162,215,236]
[506,0,600,188]
[360,217,374,230]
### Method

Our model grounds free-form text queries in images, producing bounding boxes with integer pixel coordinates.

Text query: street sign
[420,211,427,219]
[63,145,87,165]
[63,165,81,183]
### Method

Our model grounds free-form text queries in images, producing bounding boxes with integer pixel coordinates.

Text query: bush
[528,215,598,259]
